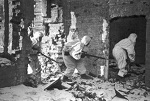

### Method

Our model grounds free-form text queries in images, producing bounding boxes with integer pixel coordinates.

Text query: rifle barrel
[85,53,107,60]
[39,52,61,64]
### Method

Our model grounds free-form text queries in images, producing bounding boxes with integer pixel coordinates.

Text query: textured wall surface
[109,0,150,18]
[34,0,44,32]
[145,15,150,87]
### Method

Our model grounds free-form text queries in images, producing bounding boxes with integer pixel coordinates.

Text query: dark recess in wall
[109,15,146,64]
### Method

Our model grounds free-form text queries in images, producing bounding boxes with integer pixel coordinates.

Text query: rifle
[38,52,62,65]
[82,52,108,60]
[32,46,62,64]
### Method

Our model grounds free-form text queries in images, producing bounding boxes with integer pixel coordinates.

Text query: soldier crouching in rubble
[29,31,43,74]
[23,30,44,88]
[112,33,137,79]
[62,28,93,82]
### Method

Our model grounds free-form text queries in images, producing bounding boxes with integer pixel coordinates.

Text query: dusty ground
[0,57,150,101]
[0,67,150,101]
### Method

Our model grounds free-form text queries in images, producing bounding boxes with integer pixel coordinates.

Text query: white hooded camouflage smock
[112,33,137,77]
[62,35,92,77]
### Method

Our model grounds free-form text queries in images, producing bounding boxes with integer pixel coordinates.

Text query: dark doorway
[109,15,146,64]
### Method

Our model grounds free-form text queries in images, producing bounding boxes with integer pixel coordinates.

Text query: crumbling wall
[34,0,65,80]
[34,0,45,32]
[40,23,65,79]
[0,0,21,88]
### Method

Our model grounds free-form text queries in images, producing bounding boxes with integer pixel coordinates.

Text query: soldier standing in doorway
[112,33,137,78]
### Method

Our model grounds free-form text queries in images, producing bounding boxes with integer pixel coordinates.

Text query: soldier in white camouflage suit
[112,33,137,78]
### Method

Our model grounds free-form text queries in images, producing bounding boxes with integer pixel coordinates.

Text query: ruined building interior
[0,0,150,101]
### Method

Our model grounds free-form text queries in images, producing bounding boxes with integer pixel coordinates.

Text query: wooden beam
[4,0,9,54]
[47,0,51,18]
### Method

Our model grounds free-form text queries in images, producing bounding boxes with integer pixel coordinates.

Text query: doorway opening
[109,15,146,64]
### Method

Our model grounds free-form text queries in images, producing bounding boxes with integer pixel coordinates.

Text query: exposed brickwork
[34,0,65,79]
[40,23,65,79]
[34,0,44,32]
[0,0,23,87]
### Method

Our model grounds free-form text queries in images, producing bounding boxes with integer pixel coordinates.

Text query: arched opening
[109,15,146,64]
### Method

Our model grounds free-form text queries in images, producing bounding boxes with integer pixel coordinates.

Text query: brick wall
[34,0,44,32]
[109,0,150,18]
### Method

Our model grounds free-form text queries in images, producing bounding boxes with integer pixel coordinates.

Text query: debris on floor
[0,64,150,101]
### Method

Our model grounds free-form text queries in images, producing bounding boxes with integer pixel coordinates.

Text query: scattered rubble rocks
[0,58,148,101]
[39,64,150,101]
[1,71,150,101]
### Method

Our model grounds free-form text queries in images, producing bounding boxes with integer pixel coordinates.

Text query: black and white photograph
[0,0,150,101]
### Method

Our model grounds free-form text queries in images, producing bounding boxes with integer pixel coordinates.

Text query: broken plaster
[70,11,77,29]
[102,19,108,43]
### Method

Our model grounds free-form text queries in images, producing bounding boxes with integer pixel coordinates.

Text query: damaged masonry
[0,0,150,101]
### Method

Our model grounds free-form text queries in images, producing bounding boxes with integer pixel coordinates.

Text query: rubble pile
[42,64,150,101]
[38,23,66,80]
[69,79,108,101]
[41,62,150,101]
[0,64,150,101]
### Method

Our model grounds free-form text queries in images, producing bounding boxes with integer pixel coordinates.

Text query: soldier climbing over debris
[62,28,93,82]
[112,33,137,78]
[23,27,44,87]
